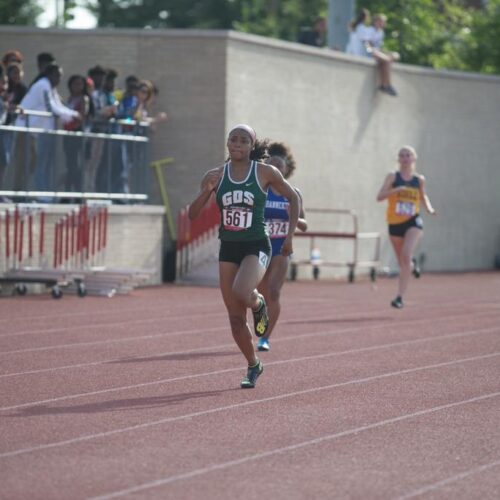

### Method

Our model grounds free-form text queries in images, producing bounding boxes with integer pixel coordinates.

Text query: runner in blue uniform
[188,125,300,388]
[257,142,308,351]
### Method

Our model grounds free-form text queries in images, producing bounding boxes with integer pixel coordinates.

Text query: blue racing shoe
[257,338,270,352]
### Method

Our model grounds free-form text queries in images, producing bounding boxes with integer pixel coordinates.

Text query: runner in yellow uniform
[377,145,437,308]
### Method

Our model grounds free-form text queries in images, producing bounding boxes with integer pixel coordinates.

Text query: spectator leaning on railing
[13,63,80,194]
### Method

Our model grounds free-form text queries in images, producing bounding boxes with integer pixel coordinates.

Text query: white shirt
[367,26,384,49]
[345,24,372,56]
[16,77,78,130]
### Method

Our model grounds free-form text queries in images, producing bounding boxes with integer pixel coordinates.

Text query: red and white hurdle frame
[176,198,220,280]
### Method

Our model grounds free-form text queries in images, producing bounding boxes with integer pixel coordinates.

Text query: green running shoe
[252,294,269,338]
[391,296,404,309]
[241,359,264,389]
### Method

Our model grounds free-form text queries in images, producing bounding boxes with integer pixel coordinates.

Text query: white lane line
[0,310,226,339]
[0,325,227,355]
[396,459,500,499]
[2,309,499,378]
[1,325,497,411]
[1,352,499,459]
[1,326,498,411]
[88,391,500,499]
[0,327,500,411]
[0,297,222,326]
[1,304,496,357]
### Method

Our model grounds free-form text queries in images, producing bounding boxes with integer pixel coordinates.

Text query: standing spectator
[135,79,167,126]
[111,75,140,195]
[366,14,400,96]
[29,52,56,88]
[297,17,327,47]
[63,75,92,192]
[0,66,8,191]
[4,63,28,164]
[13,63,80,194]
[2,50,24,68]
[87,65,106,93]
[94,69,119,192]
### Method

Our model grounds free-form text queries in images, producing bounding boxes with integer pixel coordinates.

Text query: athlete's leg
[232,254,268,307]
[389,234,405,304]
[398,227,423,297]
[258,255,289,339]
[219,261,257,365]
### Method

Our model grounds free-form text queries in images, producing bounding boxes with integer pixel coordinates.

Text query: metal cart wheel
[312,266,320,280]
[15,284,28,296]
[290,263,298,281]
[51,285,63,299]
[77,282,87,298]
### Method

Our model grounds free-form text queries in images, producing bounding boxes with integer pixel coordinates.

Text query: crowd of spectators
[0,49,168,199]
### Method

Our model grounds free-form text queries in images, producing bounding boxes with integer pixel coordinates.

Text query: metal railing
[0,109,151,202]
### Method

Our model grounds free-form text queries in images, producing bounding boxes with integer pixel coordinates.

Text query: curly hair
[267,141,296,179]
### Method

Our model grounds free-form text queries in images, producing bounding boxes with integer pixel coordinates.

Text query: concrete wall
[1,27,499,274]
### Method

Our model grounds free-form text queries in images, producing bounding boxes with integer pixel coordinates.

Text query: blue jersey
[264,189,290,256]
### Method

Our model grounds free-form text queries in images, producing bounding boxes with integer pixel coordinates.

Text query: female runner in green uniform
[189,125,299,388]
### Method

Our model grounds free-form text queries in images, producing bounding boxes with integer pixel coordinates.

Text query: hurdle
[290,208,381,282]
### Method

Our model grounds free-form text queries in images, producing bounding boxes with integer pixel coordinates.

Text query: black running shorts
[388,215,423,237]
[219,238,271,267]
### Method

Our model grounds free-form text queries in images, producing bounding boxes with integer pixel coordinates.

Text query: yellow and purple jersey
[386,172,421,225]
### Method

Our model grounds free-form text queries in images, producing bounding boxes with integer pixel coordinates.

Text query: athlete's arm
[261,163,300,256]
[188,167,222,220]
[295,188,308,232]
[376,173,404,201]
[418,175,437,215]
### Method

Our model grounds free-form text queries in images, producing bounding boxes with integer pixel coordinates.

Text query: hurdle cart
[289,208,381,282]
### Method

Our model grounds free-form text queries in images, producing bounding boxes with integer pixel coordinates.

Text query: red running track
[0,272,499,499]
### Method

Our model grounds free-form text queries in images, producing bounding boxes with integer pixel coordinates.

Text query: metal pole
[327,0,356,51]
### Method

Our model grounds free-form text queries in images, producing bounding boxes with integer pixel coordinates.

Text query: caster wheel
[77,283,87,298]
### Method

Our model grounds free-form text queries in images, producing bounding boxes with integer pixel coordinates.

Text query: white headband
[229,124,256,144]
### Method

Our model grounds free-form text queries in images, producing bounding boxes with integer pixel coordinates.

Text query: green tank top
[216,161,268,241]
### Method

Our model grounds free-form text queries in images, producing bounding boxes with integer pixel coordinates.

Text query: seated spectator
[345,8,372,57]
[14,63,80,194]
[297,17,327,47]
[366,14,400,96]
